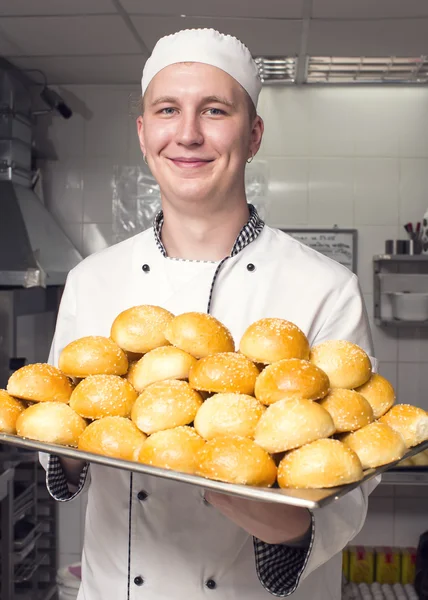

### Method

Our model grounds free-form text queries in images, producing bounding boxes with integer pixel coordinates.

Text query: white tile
[363,294,374,319]
[356,225,400,294]
[397,89,428,158]
[352,89,400,157]
[377,362,398,391]
[369,318,398,363]
[399,159,428,226]
[84,88,130,158]
[308,89,355,157]
[59,553,82,569]
[397,363,427,409]
[257,88,310,157]
[58,501,81,555]
[394,498,428,547]
[354,159,400,226]
[264,158,308,227]
[42,159,84,224]
[82,223,113,257]
[352,497,394,546]
[308,158,354,227]
[83,158,120,223]
[398,327,428,363]
[58,222,83,255]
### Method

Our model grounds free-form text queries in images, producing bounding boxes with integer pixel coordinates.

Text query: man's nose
[176,113,204,146]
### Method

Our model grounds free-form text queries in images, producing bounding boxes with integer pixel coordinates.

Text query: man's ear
[136,116,146,155]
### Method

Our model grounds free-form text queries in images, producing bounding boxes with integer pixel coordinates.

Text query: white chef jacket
[41,215,378,600]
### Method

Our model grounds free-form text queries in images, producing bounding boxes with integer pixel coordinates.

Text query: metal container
[389,291,428,321]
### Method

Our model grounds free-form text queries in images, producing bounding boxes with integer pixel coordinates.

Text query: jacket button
[134,576,144,586]
[137,490,148,501]
[142,264,150,272]
[206,579,217,589]
[246,263,255,272]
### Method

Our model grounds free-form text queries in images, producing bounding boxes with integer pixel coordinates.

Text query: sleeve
[39,269,91,501]
[253,273,379,596]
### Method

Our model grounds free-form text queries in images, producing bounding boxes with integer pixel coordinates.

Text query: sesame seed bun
[127,346,197,392]
[111,305,174,354]
[78,416,146,460]
[319,389,374,433]
[277,439,363,489]
[59,336,128,378]
[239,318,310,364]
[310,340,372,389]
[16,402,86,446]
[189,352,259,395]
[196,435,277,487]
[0,390,25,434]
[380,404,428,448]
[339,422,406,469]
[7,363,74,403]
[355,373,395,419]
[254,358,330,405]
[69,375,138,419]
[164,312,235,359]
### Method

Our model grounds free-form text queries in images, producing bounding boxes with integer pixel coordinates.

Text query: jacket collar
[153,204,264,258]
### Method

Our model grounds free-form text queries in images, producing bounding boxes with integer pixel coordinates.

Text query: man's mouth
[167,157,214,169]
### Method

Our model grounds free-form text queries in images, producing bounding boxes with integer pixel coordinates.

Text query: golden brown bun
[380,404,428,448]
[254,359,330,405]
[239,318,310,364]
[78,416,146,460]
[278,438,363,489]
[7,363,74,403]
[339,422,406,469]
[194,393,265,440]
[131,379,203,434]
[189,352,259,395]
[16,402,86,446]
[111,305,174,354]
[0,390,25,434]
[69,375,138,420]
[124,350,144,363]
[319,389,374,433]
[355,373,395,419]
[127,346,197,392]
[254,397,335,453]
[59,336,128,378]
[135,426,205,474]
[310,340,372,389]
[164,312,235,358]
[196,435,277,486]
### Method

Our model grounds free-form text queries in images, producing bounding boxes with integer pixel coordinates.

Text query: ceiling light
[306,56,428,84]
[254,57,297,84]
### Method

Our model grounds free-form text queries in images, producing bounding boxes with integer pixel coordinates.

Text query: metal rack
[0,449,58,600]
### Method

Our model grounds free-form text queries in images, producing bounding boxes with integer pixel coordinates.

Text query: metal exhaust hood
[0,61,82,287]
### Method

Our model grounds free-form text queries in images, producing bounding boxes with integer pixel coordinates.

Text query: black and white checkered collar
[153,204,264,259]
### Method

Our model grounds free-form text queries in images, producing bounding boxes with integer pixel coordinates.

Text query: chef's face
[137,62,263,208]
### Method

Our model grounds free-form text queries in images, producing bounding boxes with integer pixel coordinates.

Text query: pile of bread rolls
[1,305,428,491]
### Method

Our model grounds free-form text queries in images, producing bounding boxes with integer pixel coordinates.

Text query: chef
[41,28,378,600]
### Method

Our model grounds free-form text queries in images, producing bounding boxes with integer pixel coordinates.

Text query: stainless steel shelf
[374,254,428,262]
[375,319,428,327]
[380,469,428,485]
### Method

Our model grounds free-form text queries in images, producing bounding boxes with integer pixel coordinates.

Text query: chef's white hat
[141,28,262,108]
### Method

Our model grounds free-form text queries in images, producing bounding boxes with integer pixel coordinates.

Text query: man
[42,29,377,599]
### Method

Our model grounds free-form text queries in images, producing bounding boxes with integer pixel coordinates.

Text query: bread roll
[277,439,363,489]
[411,450,428,466]
[355,373,395,419]
[196,435,277,486]
[319,389,374,433]
[194,393,265,440]
[69,375,138,420]
[239,318,310,364]
[59,336,128,378]
[310,340,372,389]
[254,397,335,453]
[135,426,205,474]
[0,390,25,434]
[164,312,234,358]
[7,363,74,403]
[189,352,259,395]
[78,416,146,460]
[127,346,197,392]
[111,305,174,354]
[254,359,330,405]
[339,422,406,469]
[131,379,203,434]
[16,402,86,446]
[380,404,428,448]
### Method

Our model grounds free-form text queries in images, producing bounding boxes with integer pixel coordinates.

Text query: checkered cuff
[47,454,89,502]
[253,515,314,597]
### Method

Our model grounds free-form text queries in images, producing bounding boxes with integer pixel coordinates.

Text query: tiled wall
[35,84,428,566]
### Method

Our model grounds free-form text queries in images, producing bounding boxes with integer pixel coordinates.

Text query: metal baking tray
[1,433,428,509]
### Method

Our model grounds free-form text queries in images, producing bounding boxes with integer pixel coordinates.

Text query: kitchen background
[1,0,428,597]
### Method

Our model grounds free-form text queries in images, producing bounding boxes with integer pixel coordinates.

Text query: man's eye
[161,107,176,115]
[206,108,225,116]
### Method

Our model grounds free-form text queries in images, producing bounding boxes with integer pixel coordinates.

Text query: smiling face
[137,62,263,211]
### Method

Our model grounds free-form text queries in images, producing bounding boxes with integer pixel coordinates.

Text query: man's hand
[204,491,312,545]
